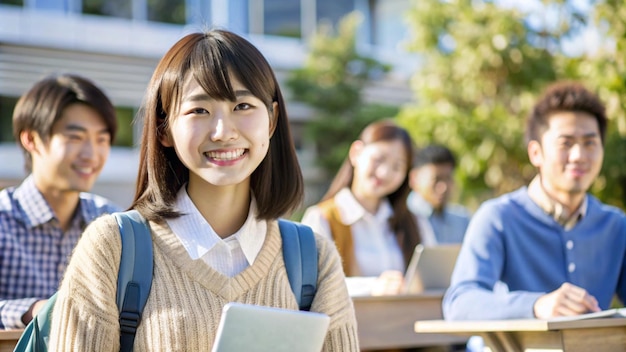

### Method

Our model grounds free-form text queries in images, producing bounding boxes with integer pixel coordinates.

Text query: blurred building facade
[0,0,416,208]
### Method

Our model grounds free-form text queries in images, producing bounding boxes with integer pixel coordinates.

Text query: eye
[97,135,111,145]
[234,102,253,111]
[558,139,573,148]
[194,108,209,114]
[584,139,598,147]
[185,107,209,115]
[67,134,83,142]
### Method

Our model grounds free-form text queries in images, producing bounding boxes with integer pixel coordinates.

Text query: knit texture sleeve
[312,233,360,351]
[49,214,122,352]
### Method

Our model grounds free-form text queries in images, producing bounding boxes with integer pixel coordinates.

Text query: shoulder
[476,188,526,214]
[0,185,30,229]
[78,213,123,250]
[446,204,472,218]
[469,189,530,231]
[586,195,626,223]
[0,186,18,215]
[302,205,325,223]
[79,192,123,217]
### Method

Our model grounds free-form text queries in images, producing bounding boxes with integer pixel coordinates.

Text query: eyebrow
[182,90,255,103]
[64,123,110,135]
[557,132,600,139]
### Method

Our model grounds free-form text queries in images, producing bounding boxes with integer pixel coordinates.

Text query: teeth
[206,149,245,160]
[75,167,93,174]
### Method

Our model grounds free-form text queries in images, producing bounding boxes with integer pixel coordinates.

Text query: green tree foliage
[398,0,626,209]
[286,12,396,177]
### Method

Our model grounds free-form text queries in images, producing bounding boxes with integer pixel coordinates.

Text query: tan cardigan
[49,214,359,351]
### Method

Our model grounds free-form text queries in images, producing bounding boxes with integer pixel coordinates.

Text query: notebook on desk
[211,302,331,352]
[403,244,462,294]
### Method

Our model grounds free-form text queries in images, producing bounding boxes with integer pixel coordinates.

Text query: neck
[187,181,250,238]
[539,178,584,214]
[351,186,380,214]
[40,189,80,232]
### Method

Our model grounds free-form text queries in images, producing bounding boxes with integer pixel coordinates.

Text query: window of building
[0,0,23,5]
[147,0,185,24]
[264,0,301,38]
[370,0,409,48]
[82,0,185,24]
[82,0,132,19]
[316,0,354,27]
[0,96,17,143]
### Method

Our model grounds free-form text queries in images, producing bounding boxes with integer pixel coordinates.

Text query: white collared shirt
[302,188,436,276]
[166,186,266,277]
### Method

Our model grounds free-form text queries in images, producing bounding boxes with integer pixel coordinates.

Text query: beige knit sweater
[49,214,359,351]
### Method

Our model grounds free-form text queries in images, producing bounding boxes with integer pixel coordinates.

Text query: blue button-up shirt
[443,187,626,320]
[0,176,121,328]
[407,191,471,244]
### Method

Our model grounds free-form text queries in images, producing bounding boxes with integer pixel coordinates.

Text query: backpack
[14,211,318,352]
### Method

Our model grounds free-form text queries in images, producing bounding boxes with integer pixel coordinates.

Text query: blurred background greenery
[289,0,626,211]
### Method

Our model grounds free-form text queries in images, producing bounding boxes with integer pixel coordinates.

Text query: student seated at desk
[443,81,626,321]
[408,144,471,245]
[302,120,435,296]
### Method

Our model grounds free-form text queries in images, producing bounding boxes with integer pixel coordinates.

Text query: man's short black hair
[413,144,456,169]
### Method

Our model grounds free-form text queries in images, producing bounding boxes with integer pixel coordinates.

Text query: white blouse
[301,188,436,276]
[166,186,266,277]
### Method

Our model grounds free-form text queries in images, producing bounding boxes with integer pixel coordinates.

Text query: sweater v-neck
[149,218,282,300]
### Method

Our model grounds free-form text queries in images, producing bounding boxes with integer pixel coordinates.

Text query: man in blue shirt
[443,81,626,321]
[408,144,471,244]
[0,74,121,329]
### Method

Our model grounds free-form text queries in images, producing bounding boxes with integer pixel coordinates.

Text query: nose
[210,111,239,142]
[375,163,394,179]
[569,143,583,161]
[434,180,449,194]
[79,139,96,160]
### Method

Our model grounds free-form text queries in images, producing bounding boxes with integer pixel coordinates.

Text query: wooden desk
[0,329,22,352]
[352,292,467,350]
[415,317,626,352]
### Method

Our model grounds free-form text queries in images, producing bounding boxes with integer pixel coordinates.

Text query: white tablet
[212,302,331,352]
[403,244,461,293]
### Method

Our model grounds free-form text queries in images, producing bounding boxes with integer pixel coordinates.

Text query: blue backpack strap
[113,210,154,352]
[278,219,318,311]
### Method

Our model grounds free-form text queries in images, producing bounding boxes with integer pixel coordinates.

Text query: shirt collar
[527,175,587,230]
[408,191,434,217]
[169,185,266,264]
[14,175,105,229]
[14,175,60,227]
[334,187,394,225]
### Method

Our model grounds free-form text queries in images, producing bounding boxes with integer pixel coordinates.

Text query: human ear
[269,102,279,137]
[527,140,543,167]
[19,130,39,153]
[159,126,174,147]
[348,140,365,167]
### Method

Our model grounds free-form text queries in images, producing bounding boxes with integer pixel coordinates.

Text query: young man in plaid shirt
[0,74,121,329]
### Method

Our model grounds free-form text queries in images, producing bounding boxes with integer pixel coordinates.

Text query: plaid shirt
[0,176,121,329]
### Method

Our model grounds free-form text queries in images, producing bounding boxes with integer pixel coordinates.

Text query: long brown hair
[131,30,304,221]
[322,119,421,268]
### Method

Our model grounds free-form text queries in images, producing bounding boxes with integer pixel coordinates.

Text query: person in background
[0,73,120,329]
[443,81,626,321]
[302,120,436,296]
[49,30,358,351]
[408,144,471,244]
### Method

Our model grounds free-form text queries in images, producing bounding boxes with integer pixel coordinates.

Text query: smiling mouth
[205,149,246,161]
[74,166,96,175]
